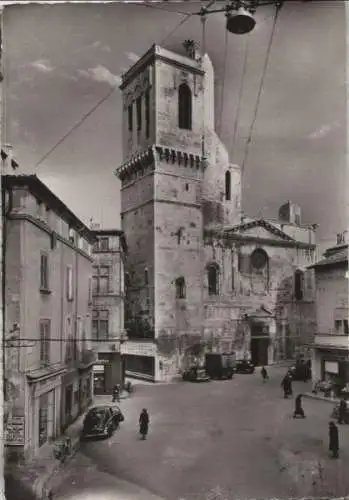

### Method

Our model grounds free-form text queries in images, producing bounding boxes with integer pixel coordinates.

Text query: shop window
[40,319,50,367]
[40,252,49,291]
[178,83,192,130]
[294,270,304,300]
[207,263,219,296]
[344,319,349,335]
[175,277,186,299]
[225,171,231,201]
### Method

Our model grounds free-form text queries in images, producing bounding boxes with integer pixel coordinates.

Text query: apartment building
[3,175,97,462]
[91,229,127,394]
[310,232,349,393]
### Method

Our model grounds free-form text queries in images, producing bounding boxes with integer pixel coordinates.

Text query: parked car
[182,366,211,382]
[235,360,255,374]
[205,353,235,380]
[289,360,311,381]
[81,404,124,440]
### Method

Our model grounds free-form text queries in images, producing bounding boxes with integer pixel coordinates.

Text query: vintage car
[235,360,255,374]
[81,404,125,440]
[182,366,211,382]
[289,360,312,381]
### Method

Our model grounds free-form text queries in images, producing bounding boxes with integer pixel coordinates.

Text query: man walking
[338,398,347,425]
[293,394,306,418]
[281,374,292,398]
[329,421,339,458]
[139,408,150,440]
[261,366,268,381]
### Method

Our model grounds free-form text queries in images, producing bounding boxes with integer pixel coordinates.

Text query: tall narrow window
[136,96,142,132]
[178,83,192,130]
[207,263,219,296]
[175,277,186,299]
[66,266,73,301]
[128,104,133,132]
[231,266,235,291]
[294,270,304,300]
[145,90,150,139]
[144,267,149,286]
[225,170,231,201]
[40,319,50,366]
[40,253,49,290]
[99,237,109,251]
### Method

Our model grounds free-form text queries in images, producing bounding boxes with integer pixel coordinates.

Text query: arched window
[294,269,304,300]
[207,263,219,296]
[175,277,186,299]
[178,83,192,130]
[250,248,268,271]
[225,170,231,201]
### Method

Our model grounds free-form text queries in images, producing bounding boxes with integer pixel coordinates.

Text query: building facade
[3,175,96,462]
[91,229,127,394]
[115,44,317,382]
[310,233,349,392]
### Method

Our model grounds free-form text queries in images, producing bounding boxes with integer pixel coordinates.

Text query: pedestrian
[281,374,292,399]
[293,394,306,418]
[47,489,53,500]
[139,408,149,440]
[338,398,347,425]
[329,421,339,458]
[261,366,268,381]
[112,384,120,402]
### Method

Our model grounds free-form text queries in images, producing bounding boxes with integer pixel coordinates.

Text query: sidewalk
[5,396,118,500]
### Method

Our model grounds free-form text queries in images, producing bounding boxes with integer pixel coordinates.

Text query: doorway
[250,322,269,366]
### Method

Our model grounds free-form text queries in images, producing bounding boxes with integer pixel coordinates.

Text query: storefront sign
[121,341,156,357]
[324,361,339,374]
[5,416,25,445]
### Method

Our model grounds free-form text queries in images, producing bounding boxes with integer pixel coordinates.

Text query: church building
[115,43,317,382]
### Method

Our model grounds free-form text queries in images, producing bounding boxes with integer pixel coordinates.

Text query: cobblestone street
[51,367,349,500]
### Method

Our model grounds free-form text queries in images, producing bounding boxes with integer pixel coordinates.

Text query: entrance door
[251,338,269,366]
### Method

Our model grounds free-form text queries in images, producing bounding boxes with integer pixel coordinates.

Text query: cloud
[308,121,340,139]
[29,59,54,73]
[126,52,140,63]
[78,65,121,86]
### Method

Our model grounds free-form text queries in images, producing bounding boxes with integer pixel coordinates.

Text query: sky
[3,1,347,252]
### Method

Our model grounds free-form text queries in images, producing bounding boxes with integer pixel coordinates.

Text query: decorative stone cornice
[115,146,155,182]
[155,145,204,170]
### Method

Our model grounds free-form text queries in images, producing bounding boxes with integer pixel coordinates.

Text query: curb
[303,392,338,405]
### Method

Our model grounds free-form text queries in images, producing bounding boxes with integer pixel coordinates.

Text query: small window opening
[128,104,133,132]
[294,270,304,300]
[145,90,150,139]
[136,96,142,132]
[207,264,219,296]
[225,170,231,201]
[178,83,192,130]
[175,277,186,299]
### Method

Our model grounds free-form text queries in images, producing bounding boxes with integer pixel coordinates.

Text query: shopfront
[314,347,349,396]
[93,353,123,394]
[122,340,157,381]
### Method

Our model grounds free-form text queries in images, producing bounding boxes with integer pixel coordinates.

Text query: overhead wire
[160,11,194,46]
[217,27,229,137]
[240,6,282,180]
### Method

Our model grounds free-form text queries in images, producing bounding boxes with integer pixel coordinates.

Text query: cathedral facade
[115,44,317,382]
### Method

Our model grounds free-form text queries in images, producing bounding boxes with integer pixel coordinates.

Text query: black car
[182,367,211,382]
[235,360,255,374]
[81,404,124,440]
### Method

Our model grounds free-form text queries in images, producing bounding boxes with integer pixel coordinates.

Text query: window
[145,89,150,138]
[144,268,149,285]
[93,266,110,295]
[250,248,268,271]
[185,183,189,191]
[295,214,301,225]
[207,263,219,296]
[335,320,342,333]
[92,310,109,340]
[88,277,93,304]
[294,270,304,300]
[225,171,231,201]
[40,320,50,366]
[40,253,49,290]
[136,96,142,132]
[99,237,109,251]
[231,266,235,291]
[344,319,349,335]
[177,228,183,245]
[175,277,186,299]
[128,104,133,132]
[178,83,192,130]
[66,266,73,301]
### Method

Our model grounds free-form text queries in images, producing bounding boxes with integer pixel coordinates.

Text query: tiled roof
[310,247,348,268]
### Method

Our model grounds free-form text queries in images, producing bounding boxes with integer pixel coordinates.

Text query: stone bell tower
[116,43,211,380]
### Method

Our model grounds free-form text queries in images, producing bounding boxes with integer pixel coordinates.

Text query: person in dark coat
[329,421,339,458]
[293,394,306,418]
[139,409,149,440]
[281,374,292,398]
[261,366,268,381]
[338,398,347,425]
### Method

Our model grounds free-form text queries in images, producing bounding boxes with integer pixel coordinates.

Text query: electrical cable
[240,5,281,179]
[160,12,194,46]
[35,86,117,168]
[141,3,193,17]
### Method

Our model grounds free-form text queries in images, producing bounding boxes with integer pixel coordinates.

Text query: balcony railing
[313,334,349,349]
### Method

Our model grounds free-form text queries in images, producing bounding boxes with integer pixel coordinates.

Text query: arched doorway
[250,321,269,366]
